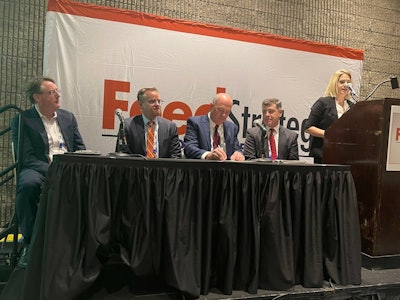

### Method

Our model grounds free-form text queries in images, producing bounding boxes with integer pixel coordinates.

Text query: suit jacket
[123,115,181,158]
[243,126,299,160]
[183,114,242,159]
[11,107,86,176]
[304,96,353,161]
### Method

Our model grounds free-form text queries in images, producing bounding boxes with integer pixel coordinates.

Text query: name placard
[386,105,400,171]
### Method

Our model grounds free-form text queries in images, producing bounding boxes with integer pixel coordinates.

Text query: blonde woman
[304,69,355,163]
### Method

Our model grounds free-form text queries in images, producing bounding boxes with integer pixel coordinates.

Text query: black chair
[0,104,24,269]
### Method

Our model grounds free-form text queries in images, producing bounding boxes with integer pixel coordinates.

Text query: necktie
[147,120,155,158]
[269,128,277,160]
[213,125,220,149]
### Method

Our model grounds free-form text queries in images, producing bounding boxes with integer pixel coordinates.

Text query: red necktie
[269,128,277,160]
[147,120,155,158]
[213,125,220,149]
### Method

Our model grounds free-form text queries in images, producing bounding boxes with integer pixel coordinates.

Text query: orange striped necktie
[147,120,156,158]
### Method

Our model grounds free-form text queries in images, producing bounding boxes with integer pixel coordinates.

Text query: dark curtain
[22,156,361,300]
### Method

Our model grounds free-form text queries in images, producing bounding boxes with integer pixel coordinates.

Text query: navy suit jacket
[183,114,242,159]
[11,107,86,176]
[122,115,181,158]
[243,126,299,160]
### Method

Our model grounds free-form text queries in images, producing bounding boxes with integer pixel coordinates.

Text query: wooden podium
[323,98,400,256]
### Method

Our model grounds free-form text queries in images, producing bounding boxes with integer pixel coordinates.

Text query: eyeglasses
[147,99,164,105]
[42,89,61,96]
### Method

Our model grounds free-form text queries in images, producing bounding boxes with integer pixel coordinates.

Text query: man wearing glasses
[119,87,181,158]
[11,76,86,268]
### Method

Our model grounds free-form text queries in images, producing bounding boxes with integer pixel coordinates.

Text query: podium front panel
[323,98,400,256]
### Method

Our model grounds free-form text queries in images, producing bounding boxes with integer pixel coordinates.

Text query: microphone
[346,83,358,98]
[390,76,399,89]
[365,75,400,101]
[115,109,127,149]
[253,119,267,132]
[253,119,267,158]
[115,108,125,124]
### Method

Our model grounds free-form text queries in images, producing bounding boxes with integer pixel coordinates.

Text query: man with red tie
[184,93,244,161]
[243,98,299,160]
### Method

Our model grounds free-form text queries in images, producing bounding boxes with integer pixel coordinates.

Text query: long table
[22,155,361,299]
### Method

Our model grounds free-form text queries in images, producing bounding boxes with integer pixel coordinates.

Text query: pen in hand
[213,145,227,160]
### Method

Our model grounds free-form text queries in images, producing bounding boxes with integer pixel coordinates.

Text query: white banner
[44,0,364,155]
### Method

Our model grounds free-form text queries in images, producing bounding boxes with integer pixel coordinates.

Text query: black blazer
[304,96,353,162]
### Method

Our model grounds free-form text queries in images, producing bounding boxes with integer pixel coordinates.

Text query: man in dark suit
[184,93,244,161]
[11,76,86,267]
[243,98,299,160]
[120,87,181,158]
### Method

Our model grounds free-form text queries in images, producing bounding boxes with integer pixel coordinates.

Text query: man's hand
[230,151,245,161]
[206,147,227,160]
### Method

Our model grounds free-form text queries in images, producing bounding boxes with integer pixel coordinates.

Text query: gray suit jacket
[243,126,299,160]
[123,115,181,158]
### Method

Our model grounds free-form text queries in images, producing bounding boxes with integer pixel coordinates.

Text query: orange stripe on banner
[47,0,364,60]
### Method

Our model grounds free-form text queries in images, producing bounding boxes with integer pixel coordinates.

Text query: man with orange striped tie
[118,87,181,158]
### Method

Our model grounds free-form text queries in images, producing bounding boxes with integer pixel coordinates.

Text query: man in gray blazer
[11,76,86,267]
[120,87,181,158]
[243,98,299,160]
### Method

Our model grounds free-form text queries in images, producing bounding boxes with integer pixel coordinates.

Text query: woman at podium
[304,69,355,163]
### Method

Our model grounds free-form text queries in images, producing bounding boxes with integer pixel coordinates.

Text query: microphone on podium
[365,75,399,101]
[346,83,359,103]
[346,83,359,98]
[390,76,399,89]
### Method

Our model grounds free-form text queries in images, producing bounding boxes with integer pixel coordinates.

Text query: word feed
[102,79,310,153]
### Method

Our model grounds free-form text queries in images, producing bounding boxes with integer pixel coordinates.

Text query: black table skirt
[22,155,361,299]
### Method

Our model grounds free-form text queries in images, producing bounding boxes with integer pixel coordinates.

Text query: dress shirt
[35,105,67,162]
[336,100,349,118]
